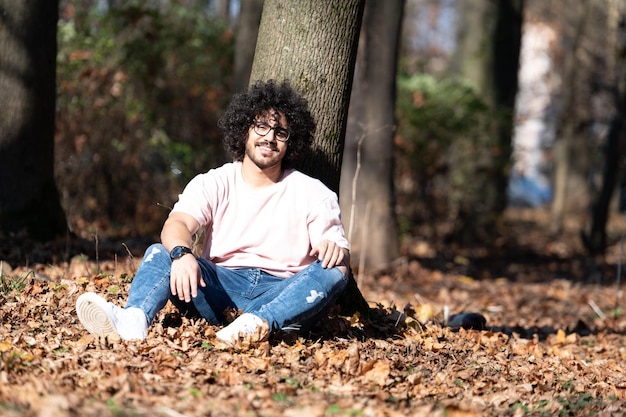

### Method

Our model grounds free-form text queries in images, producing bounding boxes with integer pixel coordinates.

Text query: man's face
[244,110,289,170]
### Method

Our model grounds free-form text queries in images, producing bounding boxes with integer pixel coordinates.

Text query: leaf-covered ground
[2,209,626,417]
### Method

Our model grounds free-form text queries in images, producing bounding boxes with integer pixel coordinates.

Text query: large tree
[340,0,404,271]
[0,0,67,240]
[249,0,365,194]
[249,0,368,315]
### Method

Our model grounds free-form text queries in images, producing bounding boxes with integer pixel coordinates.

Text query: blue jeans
[126,244,348,332]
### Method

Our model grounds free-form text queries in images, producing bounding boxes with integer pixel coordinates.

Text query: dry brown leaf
[362,359,391,386]
[240,355,269,372]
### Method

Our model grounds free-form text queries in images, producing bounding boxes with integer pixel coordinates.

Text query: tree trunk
[550,138,569,234]
[453,0,523,243]
[340,0,404,271]
[214,0,230,23]
[582,0,626,256]
[518,1,617,245]
[456,1,498,101]
[584,111,624,255]
[249,0,369,316]
[0,0,67,240]
[493,0,524,212]
[249,0,365,194]
[233,0,264,93]
[550,2,585,232]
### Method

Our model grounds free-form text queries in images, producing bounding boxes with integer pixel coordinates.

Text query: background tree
[340,0,405,271]
[214,0,230,22]
[548,2,597,234]
[580,0,626,255]
[523,0,620,254]
[233,0,264,93]
[0,0,67,240]
[452,0,523,242]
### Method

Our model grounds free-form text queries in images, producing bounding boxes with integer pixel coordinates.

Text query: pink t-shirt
[170,162,349,277]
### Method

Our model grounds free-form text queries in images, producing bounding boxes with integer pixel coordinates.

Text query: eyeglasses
[252,121,290,142]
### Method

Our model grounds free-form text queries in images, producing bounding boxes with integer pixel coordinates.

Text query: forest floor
[1,208,626,416]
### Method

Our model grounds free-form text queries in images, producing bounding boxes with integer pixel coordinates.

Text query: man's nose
[265,129,277,142]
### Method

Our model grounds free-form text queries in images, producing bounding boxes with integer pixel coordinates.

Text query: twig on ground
[443,305,450,326]
[357,201,371,288]
[121,243,136,274]
[93,231,100,273]
[347,134,365,244]
[589,300,607,321]
[614,234,623,328]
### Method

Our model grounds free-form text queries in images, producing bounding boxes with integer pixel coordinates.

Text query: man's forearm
[160,213,200,252]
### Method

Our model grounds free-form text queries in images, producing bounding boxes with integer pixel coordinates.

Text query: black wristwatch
[170,246,193,260]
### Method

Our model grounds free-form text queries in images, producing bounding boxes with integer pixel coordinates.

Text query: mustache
[256,140,279,150]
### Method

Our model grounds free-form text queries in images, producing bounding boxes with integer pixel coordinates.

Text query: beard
[245,139,284,169]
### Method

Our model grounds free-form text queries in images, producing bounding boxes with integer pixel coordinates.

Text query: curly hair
[218,79,316,167]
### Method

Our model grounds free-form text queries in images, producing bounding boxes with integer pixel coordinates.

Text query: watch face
[171,246,192,260]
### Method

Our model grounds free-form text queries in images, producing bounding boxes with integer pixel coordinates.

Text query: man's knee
[142,243,168,263]
[337,264,349,277]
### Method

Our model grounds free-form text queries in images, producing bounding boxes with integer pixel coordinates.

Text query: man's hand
[161,212,204,302]
[169,253,206,302]
[310,240,350,275]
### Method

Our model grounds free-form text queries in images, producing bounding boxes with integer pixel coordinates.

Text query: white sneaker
[76,292,148,341]
[215,313,265,344]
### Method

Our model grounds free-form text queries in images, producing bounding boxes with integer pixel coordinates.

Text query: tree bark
[249,0,369,316]
[0,0,67,240]
[340,0,404,271]
[249,0,365,194]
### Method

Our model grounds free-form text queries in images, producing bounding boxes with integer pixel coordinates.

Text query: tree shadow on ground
[0,233,155,268]
[261,305,626,350]
[412,215,624,286]
[397,207,626,287]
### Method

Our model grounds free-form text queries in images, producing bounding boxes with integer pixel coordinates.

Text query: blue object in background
[507,173,553,208]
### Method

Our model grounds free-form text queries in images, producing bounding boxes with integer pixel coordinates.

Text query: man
[76,79,350,344]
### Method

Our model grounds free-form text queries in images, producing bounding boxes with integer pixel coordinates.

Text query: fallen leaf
[362,360,390,387]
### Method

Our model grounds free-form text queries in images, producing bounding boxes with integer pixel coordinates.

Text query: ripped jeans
[125,244,349,332]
